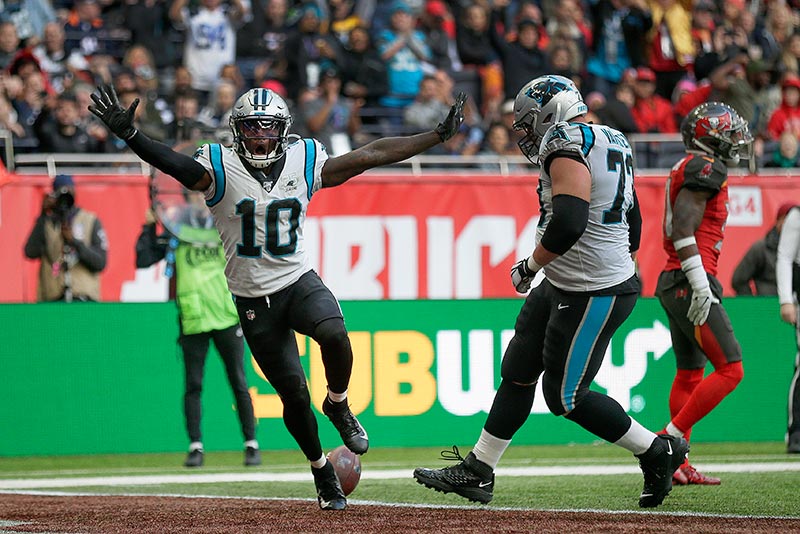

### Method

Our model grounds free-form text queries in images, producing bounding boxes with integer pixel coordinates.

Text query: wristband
[526,255,543,273]
[673,236,697,251]
[680,254,709,291]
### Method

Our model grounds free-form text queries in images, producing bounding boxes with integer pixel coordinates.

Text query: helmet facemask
[232,117,290,168]
[683,102,754,165]
[229,88,293,169]
[512,75,587,165]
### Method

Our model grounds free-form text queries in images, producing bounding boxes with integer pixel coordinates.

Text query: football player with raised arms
[89,84,466,510]
[413,75,688,508]
[655,102,752,484]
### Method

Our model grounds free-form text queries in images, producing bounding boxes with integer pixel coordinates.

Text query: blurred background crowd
[2,0,800,167]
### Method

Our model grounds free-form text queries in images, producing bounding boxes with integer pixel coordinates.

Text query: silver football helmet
[513,75,588,163]
[229,88,293,168]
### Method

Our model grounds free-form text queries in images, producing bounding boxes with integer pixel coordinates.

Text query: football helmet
[681,102,753,165]
[513,75,588,163]
[229,88,293,168]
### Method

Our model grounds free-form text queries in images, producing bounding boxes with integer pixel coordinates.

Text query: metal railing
[11,153,151,176]
[0,133,787,176]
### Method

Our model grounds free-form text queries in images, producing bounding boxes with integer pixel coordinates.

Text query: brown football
[326,445,361,496]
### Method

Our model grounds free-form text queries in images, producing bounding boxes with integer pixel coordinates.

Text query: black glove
[435,91,467,142]
[88,84,139,140]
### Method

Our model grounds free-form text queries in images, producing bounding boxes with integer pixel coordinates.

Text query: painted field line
[0,462,799,490]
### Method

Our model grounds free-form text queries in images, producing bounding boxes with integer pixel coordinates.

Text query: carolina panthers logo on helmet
[525,78,570,107]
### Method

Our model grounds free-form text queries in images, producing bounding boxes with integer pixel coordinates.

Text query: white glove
[687,284,718,326]
[681,253,718,326]
[510,256,542,293]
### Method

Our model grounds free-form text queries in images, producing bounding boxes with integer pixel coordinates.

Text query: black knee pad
[501,336,540,385]
[314,317,350,348]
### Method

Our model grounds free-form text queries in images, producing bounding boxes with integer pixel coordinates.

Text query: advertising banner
[3,173,800,303]
[0,298,791,456]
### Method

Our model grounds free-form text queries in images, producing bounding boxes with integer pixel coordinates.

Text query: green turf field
[1,442,798,517]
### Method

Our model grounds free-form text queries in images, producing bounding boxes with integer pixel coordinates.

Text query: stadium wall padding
[4,173,800,303]
[0,298,792,456]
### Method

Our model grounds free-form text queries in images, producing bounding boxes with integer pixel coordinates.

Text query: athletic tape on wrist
[680,254,710,291]
[672,236,697,251]
[526,255,543,273]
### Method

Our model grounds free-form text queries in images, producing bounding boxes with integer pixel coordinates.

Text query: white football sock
[188,441,203,452]
[327,388,348,403]
[311,454,327,469]
[614,419,657,455]
[244,440,259,449]
[472,429,511,470]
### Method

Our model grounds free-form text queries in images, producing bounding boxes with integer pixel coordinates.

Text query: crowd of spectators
[2,0,800,166]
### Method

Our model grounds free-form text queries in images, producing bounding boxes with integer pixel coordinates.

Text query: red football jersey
[663,154,729,275]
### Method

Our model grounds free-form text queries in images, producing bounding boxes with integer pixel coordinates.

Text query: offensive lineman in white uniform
[414,75,688,508]
[89,84,466,510]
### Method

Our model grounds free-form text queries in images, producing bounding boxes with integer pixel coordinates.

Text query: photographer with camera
[24,174,108,302]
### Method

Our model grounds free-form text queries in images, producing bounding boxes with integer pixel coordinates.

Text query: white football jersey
[196,139,327,297]
[536,122,636,292]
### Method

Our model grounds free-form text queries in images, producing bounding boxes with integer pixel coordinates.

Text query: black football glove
[88,84,139,140]
[435,91,467,142]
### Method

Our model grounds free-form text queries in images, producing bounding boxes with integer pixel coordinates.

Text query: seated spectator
[299,67,362,155]
[197,79,237,130]
[767,76,800,142]
[219,64,246,96]
[340,26,388,110]
[731,203,794,296]
[765,131,800,168]
[32,22,90,93]
[584,91,605,124]
[403,74,451,132]
[34,91,106,152]
[168,92,205,143]
[164,65,195,106]
[0,22,21,70]
[547,41,580,88]
[377,1,431,110]
[630,66,677,133]
[0,91,26,140]
[478,121,523,172]
[598,82,637,134]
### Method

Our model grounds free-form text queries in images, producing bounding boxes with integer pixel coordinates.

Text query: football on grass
[327,445,361,496]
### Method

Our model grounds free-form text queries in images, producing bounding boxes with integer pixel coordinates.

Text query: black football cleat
[244,446,261,467]
[637,434,689,508]
[184,448,203,468]
[413,446,494,504]
[322,397,369,455]
[312,461,347,511]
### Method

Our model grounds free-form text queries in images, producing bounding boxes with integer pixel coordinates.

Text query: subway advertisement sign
[0,298,792,456]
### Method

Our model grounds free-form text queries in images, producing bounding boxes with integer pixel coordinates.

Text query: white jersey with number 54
[536,122,636,292]
[194,139,328,297]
